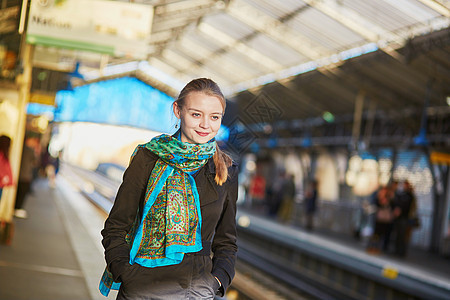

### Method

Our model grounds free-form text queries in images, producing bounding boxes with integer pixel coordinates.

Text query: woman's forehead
[184,92,224,113]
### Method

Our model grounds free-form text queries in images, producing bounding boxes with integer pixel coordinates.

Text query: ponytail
[213,143,233,186]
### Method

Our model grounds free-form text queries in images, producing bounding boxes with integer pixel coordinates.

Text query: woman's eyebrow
[187,108,223,114]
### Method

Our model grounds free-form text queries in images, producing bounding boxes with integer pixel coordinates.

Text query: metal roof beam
[159,45,243,86]
[177,36,214,60]
[194,61,241,86]
[153,0,217,15]
[300,0,412,62]
[301,0,400,43]
[161,49,196,71]
[277,79,328,115]
[148,57,190,82]
[227,0,330,60]
[415,0,450,17]
[176,36,254,81]
[302,0,412,62]
[197,22,284,72]
[153,54,233,87]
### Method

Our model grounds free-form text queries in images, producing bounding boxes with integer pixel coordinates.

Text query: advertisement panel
[27,0,153,59]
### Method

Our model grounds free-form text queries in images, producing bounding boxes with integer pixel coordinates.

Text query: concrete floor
[0,178,117,300]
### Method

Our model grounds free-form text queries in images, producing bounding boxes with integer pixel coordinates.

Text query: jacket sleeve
[211,164,239,296]
[101,148,154,281]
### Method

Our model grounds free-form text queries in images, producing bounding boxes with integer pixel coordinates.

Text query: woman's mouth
[195,131,209,137]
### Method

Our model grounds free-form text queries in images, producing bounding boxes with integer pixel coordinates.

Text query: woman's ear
[173,102,181,119]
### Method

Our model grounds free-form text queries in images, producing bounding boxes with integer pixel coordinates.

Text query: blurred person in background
[100,78,239,299]
[40,143,56,187]
[393,180,417,257]
[366,186,393,254]
[304,180,318,230]
[267,169,286,218]
[46,148,61,189]
[278,173,296,223]
[40,143,50,176]
[54,151,62,175]
[382,180,399,252]
[248,166,266,211]
[0,135,14,201]
[14,137,37,219]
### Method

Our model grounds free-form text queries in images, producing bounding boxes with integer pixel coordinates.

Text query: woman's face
[174,91,224,144]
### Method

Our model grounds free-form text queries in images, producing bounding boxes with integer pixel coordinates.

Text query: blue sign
[54,77,175,133]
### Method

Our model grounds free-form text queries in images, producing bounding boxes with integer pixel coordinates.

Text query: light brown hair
[174,78,232,185]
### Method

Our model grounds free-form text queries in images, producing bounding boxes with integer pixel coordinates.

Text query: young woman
[100,78,239,299]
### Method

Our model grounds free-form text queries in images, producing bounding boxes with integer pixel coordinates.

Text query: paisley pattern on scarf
[139,165,197,258]
[99,134,216,296]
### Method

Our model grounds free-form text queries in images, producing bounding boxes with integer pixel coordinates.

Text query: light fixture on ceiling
[322,111,335,123]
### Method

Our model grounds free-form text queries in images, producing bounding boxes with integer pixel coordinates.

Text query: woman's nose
[199,116,209,128]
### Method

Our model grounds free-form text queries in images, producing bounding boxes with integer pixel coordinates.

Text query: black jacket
[101,148,238,296]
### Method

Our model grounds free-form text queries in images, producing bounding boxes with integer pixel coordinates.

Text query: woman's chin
[193,134,213,143]
[194,137,210,144]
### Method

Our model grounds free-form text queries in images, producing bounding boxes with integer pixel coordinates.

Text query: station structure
[0,1,449,299]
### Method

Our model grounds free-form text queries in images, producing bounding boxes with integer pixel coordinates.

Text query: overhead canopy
[31,0,450,94]
[29,0,450,148]
[126,0,449,94]
[233,27,450,121]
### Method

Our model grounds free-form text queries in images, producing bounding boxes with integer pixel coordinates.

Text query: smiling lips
[195,131,210,137]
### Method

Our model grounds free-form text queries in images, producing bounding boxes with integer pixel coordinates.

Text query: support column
[0,42,33,223]
[363,98,376,149]
[351,89,365,151]
[442,167,450,256]
[428,156,449,253]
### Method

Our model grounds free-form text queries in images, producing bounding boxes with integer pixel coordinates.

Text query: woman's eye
[192,113,200,117]
[211,115,221,121]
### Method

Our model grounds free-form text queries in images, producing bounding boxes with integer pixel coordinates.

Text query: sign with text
[27,0,153,59]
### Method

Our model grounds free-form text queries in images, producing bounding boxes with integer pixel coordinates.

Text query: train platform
[0,176,117,300]
[1,173,449,300]
[236,209,450,299]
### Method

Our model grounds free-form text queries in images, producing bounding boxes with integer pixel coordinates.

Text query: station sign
[29,92,55,106]
[430,151,450,165]
[26,0,153,59]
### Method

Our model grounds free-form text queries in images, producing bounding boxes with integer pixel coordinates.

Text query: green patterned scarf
[100,134,216,296]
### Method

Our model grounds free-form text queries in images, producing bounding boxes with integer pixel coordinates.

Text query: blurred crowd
[242,165,420,258]
[366,180,419,257]
[243,168,319,231]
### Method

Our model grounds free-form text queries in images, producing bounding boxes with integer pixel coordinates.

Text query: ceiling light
[322,111,335,122]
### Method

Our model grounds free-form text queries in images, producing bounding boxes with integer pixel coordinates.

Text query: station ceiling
[32,0,450,130]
